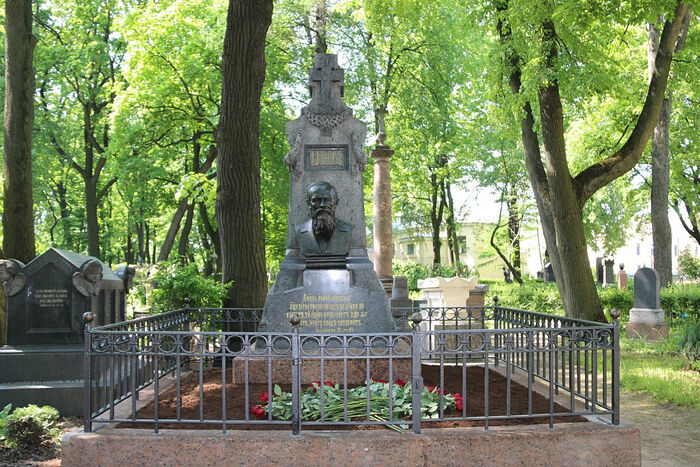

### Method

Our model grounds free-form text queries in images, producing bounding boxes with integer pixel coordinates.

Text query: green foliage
[661,284,700,324]
[678,247,700,281]
[679,322,700,366]
[149,262,227,312]
[487,281,564,316]
[0,403,11,441]
[598,287,634,322]
[253,380,461,432]
[393,261,472,291]
[3,405,60,449]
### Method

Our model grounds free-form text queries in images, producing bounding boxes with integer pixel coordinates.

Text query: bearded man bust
[295,181,351,256]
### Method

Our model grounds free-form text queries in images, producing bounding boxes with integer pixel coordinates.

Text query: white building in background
[385,212,699,281]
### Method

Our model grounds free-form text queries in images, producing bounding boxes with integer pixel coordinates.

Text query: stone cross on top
[308,54,346,115]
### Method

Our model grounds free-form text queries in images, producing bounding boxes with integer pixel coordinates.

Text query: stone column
[371,133,394,296]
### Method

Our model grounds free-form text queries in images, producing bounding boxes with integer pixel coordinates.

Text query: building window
[636,243,640,255]
[458,236,467,254]
[674,244,679,257]
[407,243,415,255]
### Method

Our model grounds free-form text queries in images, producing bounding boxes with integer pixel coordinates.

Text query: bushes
[661,285,700,324]
[679,322,700,369]
[678,247,700,281]
[2,405,60,449]
[486,282,564,315]
[392,261,473,292]
[149,261,227,312]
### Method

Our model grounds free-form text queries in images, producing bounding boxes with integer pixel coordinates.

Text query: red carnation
[394,379,407,387]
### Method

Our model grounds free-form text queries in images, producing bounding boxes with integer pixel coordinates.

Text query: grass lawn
[620,333,700,409]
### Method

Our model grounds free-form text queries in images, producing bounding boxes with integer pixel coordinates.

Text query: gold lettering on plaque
[35,289,69,307]
[287,293,365,333]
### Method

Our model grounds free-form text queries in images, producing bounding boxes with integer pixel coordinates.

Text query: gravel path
[620,391,700,467]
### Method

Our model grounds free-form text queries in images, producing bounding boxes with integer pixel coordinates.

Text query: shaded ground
[620,391,700,467]
[118,365,585,430]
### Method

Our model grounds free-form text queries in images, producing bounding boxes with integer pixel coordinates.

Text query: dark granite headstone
[544,262,554,283]
[1,249,128,415]
[4,248,124,346]
[596,257,604,285]
[633,267,660,310]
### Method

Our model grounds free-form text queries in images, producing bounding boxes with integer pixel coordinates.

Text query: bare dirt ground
[619,391,700,467]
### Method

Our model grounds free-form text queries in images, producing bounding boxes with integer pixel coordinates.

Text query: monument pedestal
[0,345,84,416]
[626,308,669,340]
[232,356,411,385]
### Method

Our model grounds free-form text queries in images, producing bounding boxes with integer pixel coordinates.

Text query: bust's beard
[313,212,336,238]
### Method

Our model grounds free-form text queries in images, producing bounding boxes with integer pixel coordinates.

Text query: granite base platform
[232,356,411,385]
[62,422,641,466]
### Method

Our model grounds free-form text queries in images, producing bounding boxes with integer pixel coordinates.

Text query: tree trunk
[177,202,195,260]
[0,246,6,346]
[216,0,272,308]
[429,171,445,265]
[3,0,37,263]
[497,2,687,321]
[158,198,189,262]
[507,182,521,274]
[443,180,460,267]
[199,201,221,276]
[648,10,691,287]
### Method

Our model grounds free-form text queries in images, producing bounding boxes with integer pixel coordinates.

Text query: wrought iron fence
[83,300,620,434]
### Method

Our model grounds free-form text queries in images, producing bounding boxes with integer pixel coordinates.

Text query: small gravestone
[626,267,668,340]
[544,262,554,282]
[617,264,628,290]
[0,248,126,415]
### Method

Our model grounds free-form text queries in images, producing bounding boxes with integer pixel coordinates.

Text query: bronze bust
[295,181,351,256]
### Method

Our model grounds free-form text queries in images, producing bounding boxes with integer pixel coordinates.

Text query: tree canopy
[0,0,696,321]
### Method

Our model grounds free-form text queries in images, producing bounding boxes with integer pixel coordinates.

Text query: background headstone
[604,258,615,286]
[1,248,128,415]
[627,267,668,340]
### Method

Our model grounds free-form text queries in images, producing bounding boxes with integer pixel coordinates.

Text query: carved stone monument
[626,267,669,340]
[258,54,396,337]
[0,248,126,415]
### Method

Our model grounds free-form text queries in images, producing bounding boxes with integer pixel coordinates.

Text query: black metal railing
[83,299,620,434]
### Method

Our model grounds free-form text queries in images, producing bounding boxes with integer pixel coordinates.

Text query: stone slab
[62,422,641,466]
[626,323,669,341]
[0,345,83,383]
[0,381,83,416]
[629,308,666,325]
[232,356,411,385]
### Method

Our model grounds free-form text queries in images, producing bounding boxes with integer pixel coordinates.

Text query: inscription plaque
[304,145,348,171]
[287,293,368,333]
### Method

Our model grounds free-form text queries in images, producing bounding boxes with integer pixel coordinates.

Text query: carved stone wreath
[302,107,352,130]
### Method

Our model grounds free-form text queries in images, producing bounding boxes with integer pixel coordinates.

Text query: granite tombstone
[0,248,127,415]
[258,53,397,338]
[627,267,668,340]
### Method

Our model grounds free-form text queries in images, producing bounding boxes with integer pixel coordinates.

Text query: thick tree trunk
[648,10,691,287]
[216,0,272,308]
[538,80,604,321]
[3,0,37,263]
[650,95,673,287]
